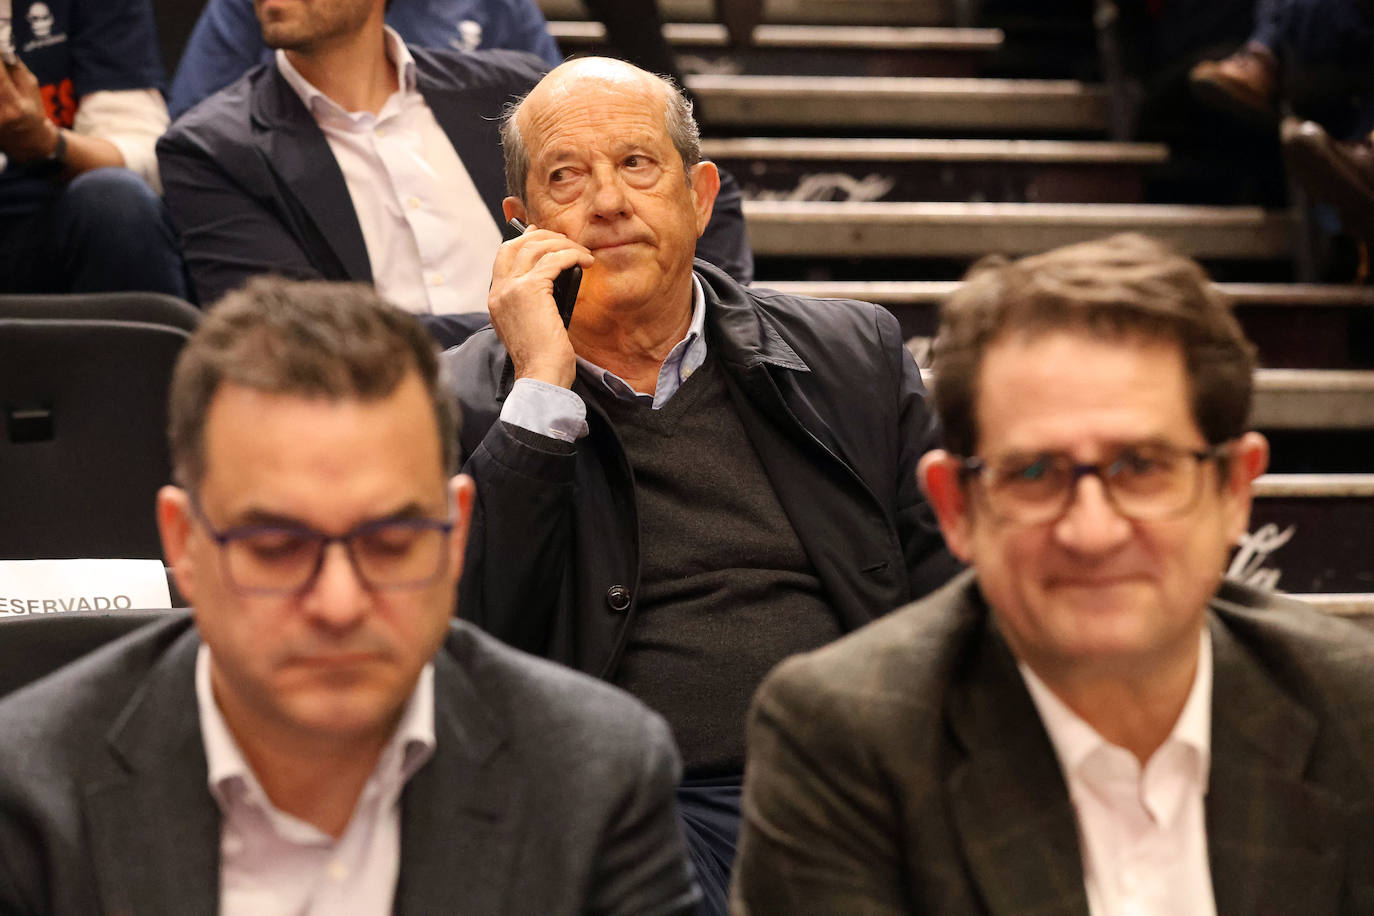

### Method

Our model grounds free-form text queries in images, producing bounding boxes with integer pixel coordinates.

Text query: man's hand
[488,224,594,389]
[0,55,60,163]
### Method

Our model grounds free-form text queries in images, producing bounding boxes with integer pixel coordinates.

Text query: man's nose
[1052,475,1133,554]
[587,166,629,219]
[301,542,370,629]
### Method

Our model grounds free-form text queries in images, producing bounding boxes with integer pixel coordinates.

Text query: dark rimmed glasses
[958,441,1232,526]
[189,498,455,596]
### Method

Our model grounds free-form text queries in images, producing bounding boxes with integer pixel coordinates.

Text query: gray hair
[500,71,701,202]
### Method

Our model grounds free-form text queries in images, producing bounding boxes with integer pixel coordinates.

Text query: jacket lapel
[1205,616,1346,915]
[394,646,518,916]
[705,264,907,630]
[252,65,373,282]
[82,624,221,916]
[944,609,1090,916]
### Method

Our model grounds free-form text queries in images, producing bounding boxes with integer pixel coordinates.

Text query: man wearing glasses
[731,233,1374,915]
[0,277,698,915]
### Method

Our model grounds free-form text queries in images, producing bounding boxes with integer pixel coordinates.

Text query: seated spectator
[0,276,698,915]
[444,56,959,915]
[731,233,1374,914]
[0,0,187,298]
[167,0,562,118]
[157,0,751,324]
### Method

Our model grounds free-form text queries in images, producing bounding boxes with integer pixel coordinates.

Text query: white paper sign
[0,559,172,616]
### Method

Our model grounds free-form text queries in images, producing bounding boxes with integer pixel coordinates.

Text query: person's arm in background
[1,0,167,186]
[167,0,267,119]
[493,0,563,68]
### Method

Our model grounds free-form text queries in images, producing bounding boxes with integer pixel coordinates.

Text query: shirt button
[328,861,348,882]
[429,272,445,287]
[407,196,420,209]
[605,585,631,612]
[375,127,387,138]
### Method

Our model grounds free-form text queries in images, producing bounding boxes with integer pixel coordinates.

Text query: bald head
[500,57,701,202]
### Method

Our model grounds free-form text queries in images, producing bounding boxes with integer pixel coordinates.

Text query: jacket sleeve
[586,712,700,916]
[457,417,580,657]
[731,659,909,916]
[882,306,964,599]
[157,125,327,306]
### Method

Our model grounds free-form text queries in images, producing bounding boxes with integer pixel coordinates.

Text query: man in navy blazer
[0,277,697,915]
[154,0,751,319]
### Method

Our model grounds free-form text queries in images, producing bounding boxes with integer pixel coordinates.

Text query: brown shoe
[1282,117,1374,242]
[1189,43,1279,125]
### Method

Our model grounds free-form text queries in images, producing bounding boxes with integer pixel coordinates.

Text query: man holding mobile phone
[444,57,962,915]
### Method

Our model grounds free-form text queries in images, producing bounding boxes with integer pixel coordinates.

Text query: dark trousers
[0,168,190,300]
[677,776,742,916]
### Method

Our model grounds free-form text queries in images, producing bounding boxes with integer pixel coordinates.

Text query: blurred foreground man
[445,57,958,913]
[0,279,696,915]
[732,234,1374,915]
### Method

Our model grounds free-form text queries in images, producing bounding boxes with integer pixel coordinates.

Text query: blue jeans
[0,167,190,300]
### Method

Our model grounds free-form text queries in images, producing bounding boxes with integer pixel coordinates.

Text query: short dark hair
[168,277,459,490]
[930,233,1257,457]
[499,66,701,201]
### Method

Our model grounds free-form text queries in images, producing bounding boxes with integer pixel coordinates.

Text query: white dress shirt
[500,274,709,441]
[277,28,501,315]
[1019,631,1217,916]
[195,646,436,916]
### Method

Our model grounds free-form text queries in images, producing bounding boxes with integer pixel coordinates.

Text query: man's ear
[918,450,976,564]
[157,485,198,606]
[1223,431,1269,544]
[445,473,477,582]
[502,197,527,224]
[688,160,720,237]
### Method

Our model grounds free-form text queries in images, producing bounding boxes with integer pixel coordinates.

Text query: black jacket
[443,260,961,678]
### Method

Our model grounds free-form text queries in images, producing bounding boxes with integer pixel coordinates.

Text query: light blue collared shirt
[499,275,709,442]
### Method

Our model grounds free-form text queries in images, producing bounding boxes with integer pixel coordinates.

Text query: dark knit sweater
[588,353,843,775]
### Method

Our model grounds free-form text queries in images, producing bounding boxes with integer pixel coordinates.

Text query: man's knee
[55,168,167,237]
[48,167,189,298]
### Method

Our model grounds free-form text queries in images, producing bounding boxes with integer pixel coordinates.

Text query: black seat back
[0,294,201,559]
[0,609,186,699]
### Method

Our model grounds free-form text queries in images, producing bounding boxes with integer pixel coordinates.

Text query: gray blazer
[732,570,1374,915]
[0,615,698,915]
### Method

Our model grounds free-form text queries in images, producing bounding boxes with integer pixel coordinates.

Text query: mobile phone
[507,217,581,328]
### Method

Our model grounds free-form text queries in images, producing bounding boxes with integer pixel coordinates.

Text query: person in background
[167,0,561,118]
[0,0,186,298]
[732,233,1374,915]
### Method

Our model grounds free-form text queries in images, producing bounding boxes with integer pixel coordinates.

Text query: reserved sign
[0,559,172,615]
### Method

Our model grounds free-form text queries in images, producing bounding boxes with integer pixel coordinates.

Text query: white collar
[196,642,436,826]
[276,26,417,120]
[1018,627,1213,782]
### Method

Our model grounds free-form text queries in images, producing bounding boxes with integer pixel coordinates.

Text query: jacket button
[605,585,631,612]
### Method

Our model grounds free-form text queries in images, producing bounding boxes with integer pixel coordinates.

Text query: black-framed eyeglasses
[188,498,455,596]
[958,441,1232,526]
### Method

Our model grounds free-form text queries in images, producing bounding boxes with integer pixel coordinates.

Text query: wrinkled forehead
[519,59,669,150]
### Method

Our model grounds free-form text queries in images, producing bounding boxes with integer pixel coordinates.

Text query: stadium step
[687,75,1110,132]
[704,137,1168,203]
[1246,474,1374,594]
[538,0,953,27]
[549,23,1003,77]
[766,280,1374,368]
[741,201,1293,261]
